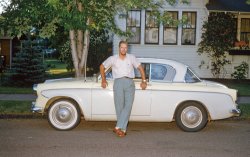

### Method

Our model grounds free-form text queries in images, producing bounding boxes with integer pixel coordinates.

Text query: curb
[0,114,46,119]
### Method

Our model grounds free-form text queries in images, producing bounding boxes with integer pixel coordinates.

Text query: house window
[145,11,159,44]
[163,11,178,45]
[182,12,196,45]
[240,18,250,45]
[233,18,238,44]
[127,10,141,44]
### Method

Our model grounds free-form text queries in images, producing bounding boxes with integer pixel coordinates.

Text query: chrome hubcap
[181,106,202,128]
[56,107,71,122]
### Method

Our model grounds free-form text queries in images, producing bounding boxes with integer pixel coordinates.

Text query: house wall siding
[113,0,250,79]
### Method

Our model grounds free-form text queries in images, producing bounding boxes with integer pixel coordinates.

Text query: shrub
[231,62,249,79]
[4,40,46,87]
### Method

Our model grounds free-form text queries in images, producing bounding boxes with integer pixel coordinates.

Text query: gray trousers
[113,77,135,131]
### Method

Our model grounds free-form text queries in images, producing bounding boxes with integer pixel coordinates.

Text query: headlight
[33,84,38,91]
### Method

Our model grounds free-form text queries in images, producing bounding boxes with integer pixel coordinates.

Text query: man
[100,41,147,137]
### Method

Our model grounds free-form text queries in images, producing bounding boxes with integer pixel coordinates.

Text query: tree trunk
[68,2,90,78]
[69,30,80,77]
[69,30,90,78]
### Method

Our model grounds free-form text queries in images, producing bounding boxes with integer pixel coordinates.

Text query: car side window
[134,63,150,80]
[105,68,113,80]
[104,64,150,81]
[185,68,200,83]
[151,63,176,82]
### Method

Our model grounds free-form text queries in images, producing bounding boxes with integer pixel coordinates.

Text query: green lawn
[226,82,250,96]
[0,87,34,94]
[45,59,69,74]
[45,59,74,78]
[0,100,32,114]
[239,104,250,119]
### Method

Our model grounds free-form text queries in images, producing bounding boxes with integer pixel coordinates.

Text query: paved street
[0,119,249,157]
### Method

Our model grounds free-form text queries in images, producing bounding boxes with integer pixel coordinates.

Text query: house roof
[206,0,250,12]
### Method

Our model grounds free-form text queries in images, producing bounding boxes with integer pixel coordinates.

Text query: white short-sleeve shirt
[102,54,141,79]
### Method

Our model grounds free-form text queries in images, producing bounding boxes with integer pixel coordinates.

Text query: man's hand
[140,82,147,90]
[137,65,147,90]
[100,64,108,88]
[101,80,108,88]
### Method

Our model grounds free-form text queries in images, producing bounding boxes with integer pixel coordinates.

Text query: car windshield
[185,68,201,83]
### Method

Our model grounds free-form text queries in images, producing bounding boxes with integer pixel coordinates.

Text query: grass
[0,100,32,114]
[0,87,34,94]
[0,100,249,119]
[226,82,250,96]
[45,59,74,79]
[239,104,250,119]
[45,59,68,74]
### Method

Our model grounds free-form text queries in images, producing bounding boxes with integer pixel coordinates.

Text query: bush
[3,40,46,87]
[231,62,249,79]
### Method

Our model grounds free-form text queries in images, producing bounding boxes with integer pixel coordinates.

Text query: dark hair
[119,41,128,47]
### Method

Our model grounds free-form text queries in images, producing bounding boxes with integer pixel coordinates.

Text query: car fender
[41,88,92,120]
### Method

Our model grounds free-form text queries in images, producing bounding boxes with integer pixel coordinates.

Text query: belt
[118,76,133,79]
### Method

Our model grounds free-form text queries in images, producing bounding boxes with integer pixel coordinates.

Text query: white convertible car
[32,58,240,132]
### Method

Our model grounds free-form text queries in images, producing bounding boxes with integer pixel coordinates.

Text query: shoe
[117,130,126,137]
[113,127,121,134]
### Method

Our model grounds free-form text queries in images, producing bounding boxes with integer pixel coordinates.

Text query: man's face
[119,43,128,56]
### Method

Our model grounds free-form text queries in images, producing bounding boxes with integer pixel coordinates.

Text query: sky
[0,0,10,14]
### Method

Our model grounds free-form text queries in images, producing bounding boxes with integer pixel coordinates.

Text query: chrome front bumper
[31,102,43,113]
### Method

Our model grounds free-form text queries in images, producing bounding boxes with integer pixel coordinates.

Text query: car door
[149,63,177,120]
[91,65,152,117]
[131,63,152,116]
[91,69,116,116]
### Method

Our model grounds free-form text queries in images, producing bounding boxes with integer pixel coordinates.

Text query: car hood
[36,77,97,92]
[44,77,96,83]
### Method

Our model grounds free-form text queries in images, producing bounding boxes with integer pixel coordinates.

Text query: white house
[112,0,250,79]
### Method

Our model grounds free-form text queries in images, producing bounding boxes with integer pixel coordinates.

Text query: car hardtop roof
[137,57,188,68]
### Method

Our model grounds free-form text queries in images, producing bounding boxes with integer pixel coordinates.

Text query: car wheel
[175,102,208,132]
[48,99,81,130]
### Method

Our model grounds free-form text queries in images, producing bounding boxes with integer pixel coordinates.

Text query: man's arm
[137,65,147,90]
[100,64,108,88]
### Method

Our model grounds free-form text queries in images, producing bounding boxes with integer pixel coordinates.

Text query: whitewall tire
[48,99,81,130]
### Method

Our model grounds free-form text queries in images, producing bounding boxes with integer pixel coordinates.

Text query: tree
[1,0,188,78]
[59,29,112,75]
[6,40,46,87]
[198,12,236,78]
